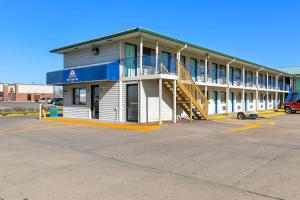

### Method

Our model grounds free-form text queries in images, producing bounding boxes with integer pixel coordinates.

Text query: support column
[290,76,293,91]
[205,85,208,98]
[242,66,245,86]
[159,78,162,125]
[226,63,230,115]
[205,58,208,83]
[155,41,159,73]
[242,89,245,111]
[139,80,143,123]
[118,41,123,122]
[256,70,259,112]
[173,80,177,123]
[139,36,143,75]
[266,72,269,110]
[275,75,279,109]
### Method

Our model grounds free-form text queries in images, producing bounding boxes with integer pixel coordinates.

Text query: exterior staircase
[162,62,208,120]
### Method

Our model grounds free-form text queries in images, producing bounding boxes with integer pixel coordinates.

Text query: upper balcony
[121,55,177,79]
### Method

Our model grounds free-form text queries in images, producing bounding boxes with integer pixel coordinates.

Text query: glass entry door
[91,85,100,119]
[126,84,138,122]
[125,43,137,76]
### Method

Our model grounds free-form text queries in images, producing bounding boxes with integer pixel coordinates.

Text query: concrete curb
[41,117,161,131]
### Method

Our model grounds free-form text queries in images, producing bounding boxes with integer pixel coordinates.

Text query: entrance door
[245,93,248,111]
[125,43,137,76]
[190,58,197,81]
[126,84,138,122]
[27,94,31,101]
[161,51,170,72]
[212,63,217,84]
[230,92,234,112]
[91,85,100,119]
[213,91,218,114]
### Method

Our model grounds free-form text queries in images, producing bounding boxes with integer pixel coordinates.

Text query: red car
[283,99,300,113]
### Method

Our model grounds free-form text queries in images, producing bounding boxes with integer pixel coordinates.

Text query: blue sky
[0,0,300,83]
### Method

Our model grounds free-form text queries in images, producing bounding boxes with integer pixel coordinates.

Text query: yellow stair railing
[177,61,208,119]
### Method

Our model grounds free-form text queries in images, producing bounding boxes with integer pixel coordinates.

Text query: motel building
[47,28,294,124]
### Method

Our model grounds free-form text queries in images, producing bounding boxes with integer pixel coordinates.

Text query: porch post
[139,36,143,75]
[159,78,162,125]
[155,41,159,73]
[256,70,259,112]
[118,41,123,122]
[266,72,269,110]
[290,76,293,92]
[205,58,208,83]
[275,75,279,109]
[226,63,230,115]
[242,89,245,111]
[173,80,177,123]
[242,66,245,86]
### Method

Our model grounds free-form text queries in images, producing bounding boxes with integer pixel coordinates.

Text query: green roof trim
[50,27,292,75]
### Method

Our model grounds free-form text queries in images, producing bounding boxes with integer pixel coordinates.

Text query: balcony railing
[122,55,177,77]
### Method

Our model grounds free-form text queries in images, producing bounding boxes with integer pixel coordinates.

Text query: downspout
[176,44,188,61]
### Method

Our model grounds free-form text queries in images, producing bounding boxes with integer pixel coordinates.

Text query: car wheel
[237,112,246,120]
[285,107,292,114]
[291,110,296,114]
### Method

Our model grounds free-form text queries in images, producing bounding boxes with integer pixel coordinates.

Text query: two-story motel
[47,28,294,124]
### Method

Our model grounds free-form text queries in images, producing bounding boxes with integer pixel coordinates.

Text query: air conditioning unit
[92,47,99,55]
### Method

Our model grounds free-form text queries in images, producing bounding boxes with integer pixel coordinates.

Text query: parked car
[47,98,63,106]
[283,99,300,113]
[46,98,53,104]
[53,98,63,106]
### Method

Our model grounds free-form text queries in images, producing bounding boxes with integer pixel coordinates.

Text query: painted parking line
[0,121,77,135]
[212,118,277,134]
[42,117,161,131]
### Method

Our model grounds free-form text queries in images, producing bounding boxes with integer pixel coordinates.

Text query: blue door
[230,67,234,85]
[245,93,248,111]
[244,71,248,86]
[212,63,217,84]
[190,58,197,81]
[125,44,137,76]
[161,52,170,72]
[213,91,218,113]
[230,92,234,112]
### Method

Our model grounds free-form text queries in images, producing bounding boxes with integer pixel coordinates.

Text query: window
[249,93,254,103]
[260,94,264,103]
[0,92,3,97]
[236,93,242,103]
[180,55,186,67]
[73,88,87,105]
[143,47,155,66]
[219,65,226,79]
[235,68,242,81]
[220,92,226,103]
[269,94,272,101]
[199,60,205,81]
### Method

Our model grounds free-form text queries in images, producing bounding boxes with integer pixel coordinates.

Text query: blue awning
[47,61,119,85]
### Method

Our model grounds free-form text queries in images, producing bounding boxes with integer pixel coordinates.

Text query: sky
[0,0,300,84]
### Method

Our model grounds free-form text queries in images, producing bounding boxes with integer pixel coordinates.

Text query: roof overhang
[50,27,293,76]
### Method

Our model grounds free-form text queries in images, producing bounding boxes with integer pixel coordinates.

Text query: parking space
[0,114,300,200]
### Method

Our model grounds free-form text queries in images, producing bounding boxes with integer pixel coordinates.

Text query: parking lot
[0,113,300,200]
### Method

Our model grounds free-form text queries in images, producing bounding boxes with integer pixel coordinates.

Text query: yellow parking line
[42,117,161,131]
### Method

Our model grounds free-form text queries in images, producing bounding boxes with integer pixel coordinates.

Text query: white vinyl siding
[98,82,119,122]
[63,84,91,119]
[64,42,119,68]
[140,80,172,123]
